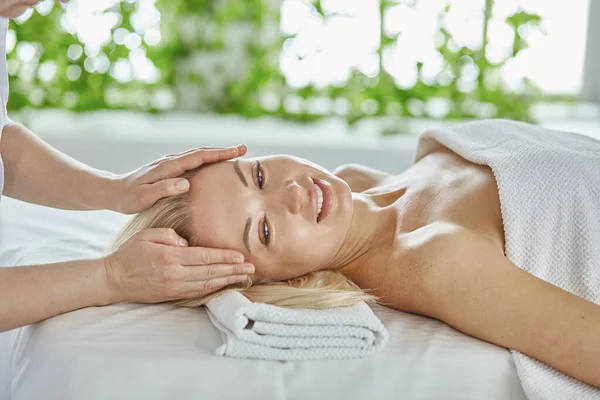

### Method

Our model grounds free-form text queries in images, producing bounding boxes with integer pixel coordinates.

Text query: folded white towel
[205,291,389,361]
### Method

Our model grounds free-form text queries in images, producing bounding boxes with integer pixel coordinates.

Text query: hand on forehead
[187,160,251,253]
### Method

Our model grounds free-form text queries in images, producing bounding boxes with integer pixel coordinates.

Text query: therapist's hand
[104,228,254,303]
[110,145,247,214]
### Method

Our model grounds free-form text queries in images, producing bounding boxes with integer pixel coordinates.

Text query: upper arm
[0,122,27,192]
[333,164,391,192]
[426,230,600,388]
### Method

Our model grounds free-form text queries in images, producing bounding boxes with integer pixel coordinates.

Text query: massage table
[0,197,526,400]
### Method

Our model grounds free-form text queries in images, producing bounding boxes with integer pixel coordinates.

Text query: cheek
[285,226,323,257]
[196,228,247,258]
[267,226,332,276]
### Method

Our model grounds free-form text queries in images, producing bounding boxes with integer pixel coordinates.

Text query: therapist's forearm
[0,258,114,332]
[0,121,117,210]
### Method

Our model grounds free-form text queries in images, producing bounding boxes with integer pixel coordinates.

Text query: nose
[283,180,303,214]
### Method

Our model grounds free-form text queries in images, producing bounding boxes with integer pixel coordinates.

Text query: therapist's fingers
[179,246,246,265]
[148,145,236,169]
[166,145,247,170]
[162,146,239,159]
[135,228,188,247]
[147,145,247,182]
[184,263,255,281]
[150,146,230,166]
[180,275,251,297]
[143,177,191,201]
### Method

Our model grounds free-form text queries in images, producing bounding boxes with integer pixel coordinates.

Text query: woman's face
[188,155,354,280]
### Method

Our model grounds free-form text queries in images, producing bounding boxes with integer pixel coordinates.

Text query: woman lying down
[111,119,600,396]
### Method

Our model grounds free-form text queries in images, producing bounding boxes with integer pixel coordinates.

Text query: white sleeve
[0,17,9,132]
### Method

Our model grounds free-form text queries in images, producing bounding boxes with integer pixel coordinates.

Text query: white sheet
[0,197,526,400]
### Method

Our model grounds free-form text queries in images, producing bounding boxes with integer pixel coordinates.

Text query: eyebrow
[243,216,252,254]
[233,160,248,187]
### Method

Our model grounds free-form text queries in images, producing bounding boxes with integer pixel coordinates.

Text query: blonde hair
[110,170,376,309]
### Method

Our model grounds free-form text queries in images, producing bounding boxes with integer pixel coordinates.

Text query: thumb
[146,178,190,202]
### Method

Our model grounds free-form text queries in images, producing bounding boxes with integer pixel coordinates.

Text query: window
[582,0,600,102]
[280,0,591,96]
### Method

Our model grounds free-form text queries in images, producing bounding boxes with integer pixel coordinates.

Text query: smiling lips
[311,178,333,223]
[314,183,324,216]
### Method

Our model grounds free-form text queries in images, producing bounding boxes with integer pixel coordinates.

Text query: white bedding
[0,197,526,400]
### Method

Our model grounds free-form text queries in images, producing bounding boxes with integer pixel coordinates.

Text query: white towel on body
[205,291,388,361]
[415,119,600,400]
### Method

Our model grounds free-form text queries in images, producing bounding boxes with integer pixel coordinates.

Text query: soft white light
[7,59,19,76]
[66,65,82,81]
[62,92,79,108]
[151,88,176,110]
[105,87,124,106]
[111,58,133,82]
[306,96,331,115]
[420,52,445,86]
[144,28,161,46]
[283,95,303,113]
[125,33,142,50]
[14,8,33,24]
[5,30,16,54]
[129,48,160,83]
[437,70,454,86]
[280,0,378,87]
[67,44,83,61]
[38,61,57,82]
[113,28,129,45]
[259,91,280,111]
[357,53,380,78]
[360,99,379,115]
[29,88,45,105]
[278,0,589,95]
[407,98,425,116]
[280,0,311,35]
[83,57,97,73]
[426,97,452,118]
[130,0,161,34]
[84,44,100,58]
[35,0,55,16]
[16,42,37,63]
[333,97,350,115]
[95,53,110,74]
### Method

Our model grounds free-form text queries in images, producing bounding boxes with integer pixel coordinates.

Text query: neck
[328,192,397,275]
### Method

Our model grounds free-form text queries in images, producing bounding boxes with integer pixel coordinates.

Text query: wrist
[96,172,123,212]
[98,256,126,305]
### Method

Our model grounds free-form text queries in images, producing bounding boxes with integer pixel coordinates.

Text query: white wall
[15,110,600,176]
[21,110,420,175]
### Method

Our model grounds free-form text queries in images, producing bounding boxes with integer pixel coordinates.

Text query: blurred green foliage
[6,0,555,128]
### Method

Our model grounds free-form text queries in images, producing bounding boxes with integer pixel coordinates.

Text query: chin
[336,178,354,216]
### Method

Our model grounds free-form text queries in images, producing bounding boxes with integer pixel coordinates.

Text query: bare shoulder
[363,221,508,319]
[371,223,487,316]
[408,223,508,304]
[409,223,600,388]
